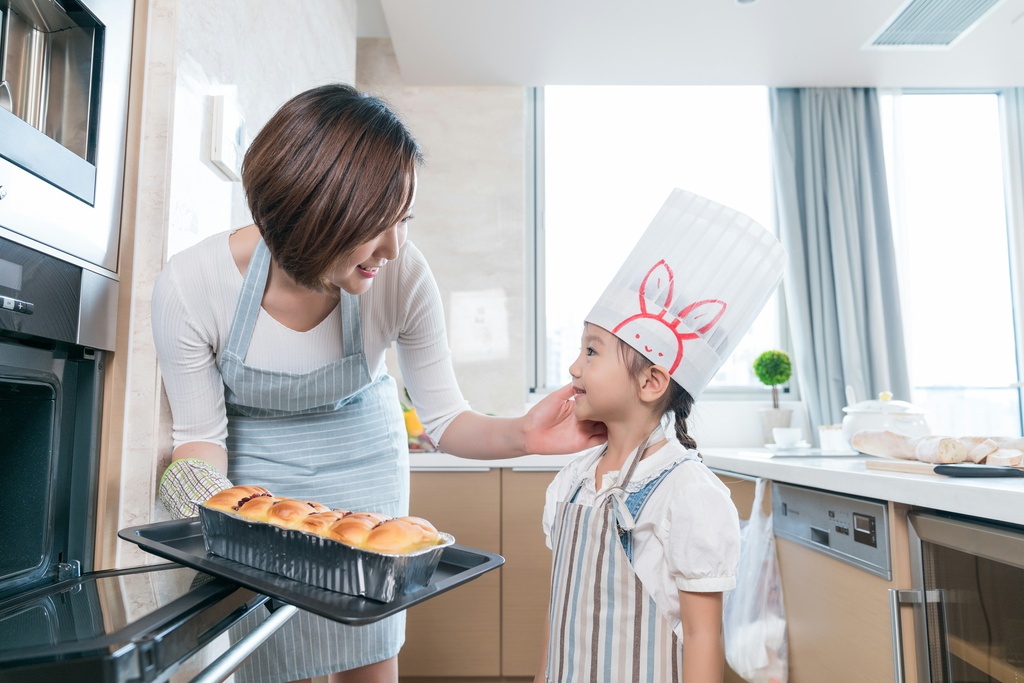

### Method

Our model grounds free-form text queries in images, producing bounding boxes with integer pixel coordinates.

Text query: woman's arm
[170,441,229,473]
[679,590,725,683]
[437,384,607,459]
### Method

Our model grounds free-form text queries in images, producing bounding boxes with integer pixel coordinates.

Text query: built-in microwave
[0,0,132,277]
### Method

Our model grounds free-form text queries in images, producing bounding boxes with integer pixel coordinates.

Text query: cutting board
[864,458,939,476]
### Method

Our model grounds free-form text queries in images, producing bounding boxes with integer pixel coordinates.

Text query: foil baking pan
[198,507,454,603]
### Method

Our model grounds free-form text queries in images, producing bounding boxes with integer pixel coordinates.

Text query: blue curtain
[770,88,910,433]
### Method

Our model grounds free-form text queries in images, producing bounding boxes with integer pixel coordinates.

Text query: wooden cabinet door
[500,469,558,677]
[399,469,502,677]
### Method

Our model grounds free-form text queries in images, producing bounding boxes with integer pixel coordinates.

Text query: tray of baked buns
[118,485,504,624]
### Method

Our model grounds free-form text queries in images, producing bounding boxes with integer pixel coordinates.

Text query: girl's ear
[638,364,672,404]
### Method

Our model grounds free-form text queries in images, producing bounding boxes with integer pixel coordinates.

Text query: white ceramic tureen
[841,391,930,446]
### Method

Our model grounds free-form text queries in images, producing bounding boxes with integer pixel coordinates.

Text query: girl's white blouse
[543,438,741,636]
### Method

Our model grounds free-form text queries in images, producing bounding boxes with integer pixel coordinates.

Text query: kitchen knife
[933,464,1024,478]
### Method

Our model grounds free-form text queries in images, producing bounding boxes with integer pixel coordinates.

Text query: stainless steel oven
[0,235,269,682]
[0,0,132,275]
[893,511,1024,682]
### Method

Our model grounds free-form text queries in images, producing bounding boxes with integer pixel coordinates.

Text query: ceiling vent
[867,0,1006,48]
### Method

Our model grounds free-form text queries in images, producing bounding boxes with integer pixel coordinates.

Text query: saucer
[765,441,811,451]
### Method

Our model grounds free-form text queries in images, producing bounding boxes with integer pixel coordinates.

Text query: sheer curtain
[770,88,910,434]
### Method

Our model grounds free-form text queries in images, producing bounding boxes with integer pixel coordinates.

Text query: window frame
[881,86,1024,432]
[526,86,797,403]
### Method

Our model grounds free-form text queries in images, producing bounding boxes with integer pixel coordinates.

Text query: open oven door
[0,563,268,683]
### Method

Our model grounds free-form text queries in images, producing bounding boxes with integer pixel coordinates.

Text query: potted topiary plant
[753,350,793,444]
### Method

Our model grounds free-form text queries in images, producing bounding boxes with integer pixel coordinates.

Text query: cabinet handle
[888,589,907,683]
[890,588,947,683]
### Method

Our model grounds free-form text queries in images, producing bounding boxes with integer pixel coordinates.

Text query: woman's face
[326,183,416,296]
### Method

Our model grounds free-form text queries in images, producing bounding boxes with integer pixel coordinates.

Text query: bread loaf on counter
[850,430,967,463]
[852,430,1024,467]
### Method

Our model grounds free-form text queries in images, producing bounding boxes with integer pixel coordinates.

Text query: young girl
[536,189,787,683]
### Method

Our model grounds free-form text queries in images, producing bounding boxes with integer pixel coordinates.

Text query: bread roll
[204,485,272,512]
[364,519,432,554]
[266,499,320,529]
[235,495,280,522]
[399,516,438,534]
[295,510,348,535]
[325,515,380,547]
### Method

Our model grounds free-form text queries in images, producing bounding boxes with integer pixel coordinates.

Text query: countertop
[701,448,1024,528]
[409,447,1024,528]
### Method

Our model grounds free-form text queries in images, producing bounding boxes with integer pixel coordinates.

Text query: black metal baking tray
[118,518,504,625]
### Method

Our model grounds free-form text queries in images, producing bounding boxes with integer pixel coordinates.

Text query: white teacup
[772,427,803,447]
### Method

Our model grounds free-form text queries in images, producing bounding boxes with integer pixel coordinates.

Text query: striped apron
[221,239,409,682]
[546,430,692,682]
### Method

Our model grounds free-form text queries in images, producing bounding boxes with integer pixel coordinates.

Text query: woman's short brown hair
[242,83,423,290]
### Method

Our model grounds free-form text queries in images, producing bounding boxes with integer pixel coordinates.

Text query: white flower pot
[759,408,793,444]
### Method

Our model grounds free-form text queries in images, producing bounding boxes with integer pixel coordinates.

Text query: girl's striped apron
[546,429,693,682]
[220,239,409,682]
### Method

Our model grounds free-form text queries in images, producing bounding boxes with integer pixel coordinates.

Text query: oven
[0,235,270,682]
[0,0,131,274]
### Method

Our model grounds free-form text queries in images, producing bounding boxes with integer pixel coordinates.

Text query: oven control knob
[0,185,6,200]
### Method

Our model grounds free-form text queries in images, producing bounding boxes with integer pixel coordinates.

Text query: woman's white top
[152,229,469,450]
[543,438,740,634]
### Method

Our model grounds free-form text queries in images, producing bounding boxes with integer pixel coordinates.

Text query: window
[537,86,784,395]
[881,92,1022,435]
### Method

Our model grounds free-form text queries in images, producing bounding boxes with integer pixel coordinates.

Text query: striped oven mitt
[158,458,232,519]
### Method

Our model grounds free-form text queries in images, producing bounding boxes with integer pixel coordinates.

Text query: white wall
[114,0,359,569]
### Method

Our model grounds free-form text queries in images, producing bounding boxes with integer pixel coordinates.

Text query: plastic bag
[723,478,788,683]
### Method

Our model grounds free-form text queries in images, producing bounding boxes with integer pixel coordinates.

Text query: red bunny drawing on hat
[613,260,727,374]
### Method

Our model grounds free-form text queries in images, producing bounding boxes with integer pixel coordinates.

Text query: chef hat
[585,189,787,399]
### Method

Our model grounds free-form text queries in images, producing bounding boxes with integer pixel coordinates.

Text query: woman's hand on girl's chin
[522,384,608,455]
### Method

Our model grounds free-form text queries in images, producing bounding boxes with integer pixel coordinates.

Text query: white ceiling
[367,0,1024,87]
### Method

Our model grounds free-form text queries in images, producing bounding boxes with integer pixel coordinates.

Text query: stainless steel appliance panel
[0,0,131,274]
[772,482,891,579]
[906,512,1024,682]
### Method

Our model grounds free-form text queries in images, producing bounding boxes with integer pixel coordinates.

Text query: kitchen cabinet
[714,471,919,683]
[399,467,557,681]
[500,469,555,676]
[399,469,502,677]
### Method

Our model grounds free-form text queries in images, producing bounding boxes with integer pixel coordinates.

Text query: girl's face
[568,324,638,423]
[325,183,416,296]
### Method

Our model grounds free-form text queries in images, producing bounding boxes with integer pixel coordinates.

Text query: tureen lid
[842,391,926,415]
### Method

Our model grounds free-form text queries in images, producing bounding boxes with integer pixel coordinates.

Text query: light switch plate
[211,92,245,181]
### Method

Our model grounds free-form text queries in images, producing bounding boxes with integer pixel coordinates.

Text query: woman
[153,84,606,683]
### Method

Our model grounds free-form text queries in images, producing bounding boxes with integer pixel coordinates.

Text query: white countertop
[409,447,1024,527]
[701,448,1024,528]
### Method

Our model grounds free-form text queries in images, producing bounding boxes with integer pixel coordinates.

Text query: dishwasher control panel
[771,483,891,579]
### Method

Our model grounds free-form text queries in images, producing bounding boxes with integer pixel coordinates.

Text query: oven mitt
[158,458,232,519]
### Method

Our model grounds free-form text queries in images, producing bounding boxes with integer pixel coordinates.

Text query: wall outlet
[210,92,245,181]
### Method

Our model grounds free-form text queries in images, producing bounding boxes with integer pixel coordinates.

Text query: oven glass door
[0,564,267,682]
[913,513,1024,682]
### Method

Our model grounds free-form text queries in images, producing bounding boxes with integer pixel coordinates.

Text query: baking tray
[199,506,455,602]
[118,518,504,625]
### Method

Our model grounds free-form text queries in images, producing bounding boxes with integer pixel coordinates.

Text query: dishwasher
[770,482,899,682]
